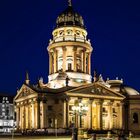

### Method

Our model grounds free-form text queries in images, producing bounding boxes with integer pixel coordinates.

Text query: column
[66,99,69,128]
[107,102,113,129]
[16,107,20,130]
[56,50,58,72]
[119,102,123,129]
[38,100,40,129]
[31,102,35,129]
[19,106,22,129]
[21,105,25,130]
[63,100,66,128]
[40,101,43,129]
[53,49,57,73]
[25,106,29,129]
[35,100,40,129]
[83,49,86,73]
[43,100,47,128]
[28,104,31,129]
[88,99,93,128]
[96,100,103,130]
[40,100,47,129]
[88,52,91,74]
[49,51,53,74]
[73,46,77,71]
[63,47,67,72]
[80,50,83,72]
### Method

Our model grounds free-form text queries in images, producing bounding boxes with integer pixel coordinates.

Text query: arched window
[133,113,139,123]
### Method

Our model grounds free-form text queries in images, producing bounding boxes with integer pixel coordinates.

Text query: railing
[49,35,91,45]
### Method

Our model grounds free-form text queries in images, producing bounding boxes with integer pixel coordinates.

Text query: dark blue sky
[0,0,140,95]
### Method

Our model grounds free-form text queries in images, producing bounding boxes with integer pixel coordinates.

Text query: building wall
[128,98,140,134]
[0,96,14,133]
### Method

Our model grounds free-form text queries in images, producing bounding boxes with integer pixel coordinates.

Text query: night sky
[0,0,140,95]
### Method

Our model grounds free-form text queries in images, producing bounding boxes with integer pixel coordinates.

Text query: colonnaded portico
[14,82,125,131]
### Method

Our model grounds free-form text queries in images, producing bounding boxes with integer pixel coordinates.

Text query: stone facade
[14,2,140,135]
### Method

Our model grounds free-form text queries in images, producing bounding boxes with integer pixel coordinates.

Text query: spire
[25,71,30,85]
[68,0,72,6]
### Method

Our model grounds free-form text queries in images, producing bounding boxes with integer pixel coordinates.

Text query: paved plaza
[0,135,140,140]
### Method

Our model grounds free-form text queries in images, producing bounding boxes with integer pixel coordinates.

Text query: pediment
[66,82,125,99]
[14,84,37,101]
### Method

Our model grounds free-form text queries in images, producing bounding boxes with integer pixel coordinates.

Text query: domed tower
[47,1,93,88]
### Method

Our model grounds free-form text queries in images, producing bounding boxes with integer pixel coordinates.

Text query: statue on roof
[66,76,70,86]
[68,0,72,6]
[93,70,98,82]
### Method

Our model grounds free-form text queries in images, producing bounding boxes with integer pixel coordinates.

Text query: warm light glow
[72,102,88,114]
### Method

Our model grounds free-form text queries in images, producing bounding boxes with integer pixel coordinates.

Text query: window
[48,106,53,111]
[68,63,72,70]
[67,29,72,35]
[54,99,59,104]
[48,118,53,127]
[113,108,116,113]
[59,30,64,36]
[69,105,72,111]
[5,107,9,116]
[133,113,139,123]
[103,107,106,112]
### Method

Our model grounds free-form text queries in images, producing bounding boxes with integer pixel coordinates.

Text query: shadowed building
[14,1,140,135]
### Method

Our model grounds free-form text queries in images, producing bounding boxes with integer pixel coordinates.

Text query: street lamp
[72,101,88,129]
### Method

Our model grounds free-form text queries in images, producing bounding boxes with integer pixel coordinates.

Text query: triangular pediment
[14,84,38,101]
[66,82,125,99]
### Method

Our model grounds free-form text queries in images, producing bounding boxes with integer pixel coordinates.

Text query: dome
[56,5,85,28]
[110,85,140,95]
[123,86,140,95]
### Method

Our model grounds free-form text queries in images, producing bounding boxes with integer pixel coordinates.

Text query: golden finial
[68,0,72,6]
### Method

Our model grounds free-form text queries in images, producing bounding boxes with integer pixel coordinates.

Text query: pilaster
[53,49,57,73]
[119,102,124,129]
[63,47,67,72]
[49,51,53,74]
[88,99,93,128]
[83,48,86,73]
[107,101,113,129]
[95,100,103,130]
[73,46,77,72]
[88,52,91,74]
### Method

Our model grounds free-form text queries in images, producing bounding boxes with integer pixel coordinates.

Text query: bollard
[91,133,96,140]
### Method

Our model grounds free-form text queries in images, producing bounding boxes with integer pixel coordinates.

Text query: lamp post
[71,101,88,139]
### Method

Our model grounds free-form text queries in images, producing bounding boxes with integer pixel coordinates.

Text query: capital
[62,46,67,51]
[95,99,104,105]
